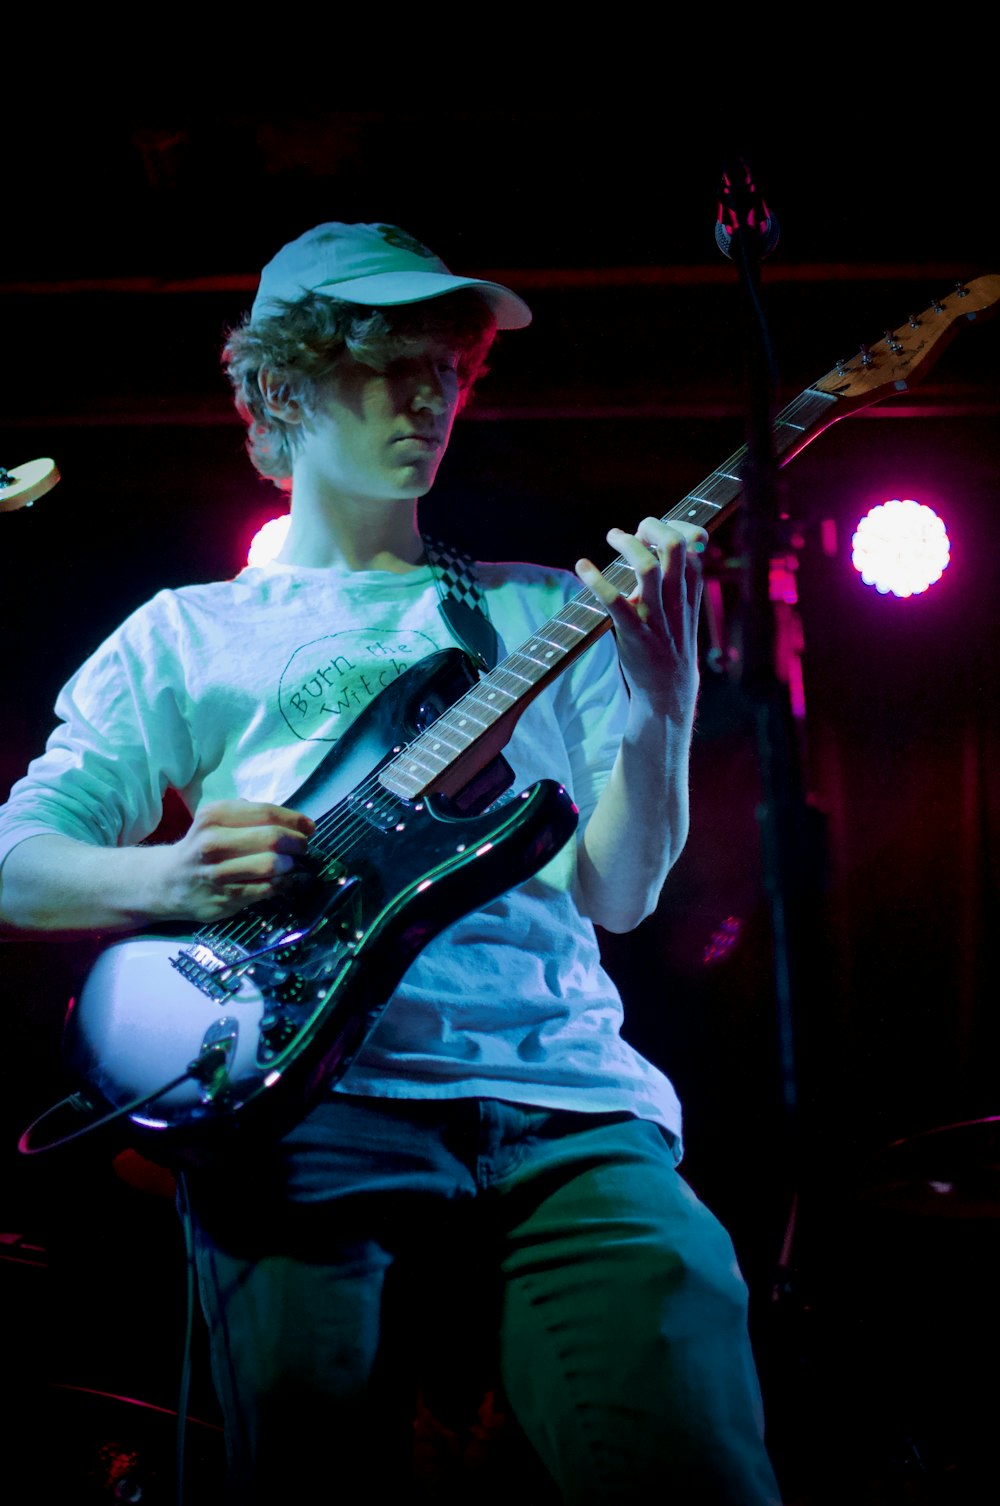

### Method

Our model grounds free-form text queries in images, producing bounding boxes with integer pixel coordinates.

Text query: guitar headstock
[0,457,60,513]
[813,274,1000,412]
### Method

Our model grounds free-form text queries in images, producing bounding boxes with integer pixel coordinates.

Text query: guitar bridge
[171,940,247,1001]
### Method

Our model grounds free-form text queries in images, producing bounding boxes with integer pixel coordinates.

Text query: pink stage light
[850,499,951,599]
[247,513,290,567]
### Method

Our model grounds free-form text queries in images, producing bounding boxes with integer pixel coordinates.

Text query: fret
[554,614,593,638]
[402,739,454,771]
[439,710,482,738]
[421,730,460,757]
[407,719,494,779]
[440,703,490,735]
[773,391,839,455]
[388,755,446,794]
[563,594,607,617]
[523,644,566,666]
[521,635,565,661]
[510,646,552,672]
[468,682,518,710]
[484,677,533,703]
[422,720,471,753]
[495,661,537,685]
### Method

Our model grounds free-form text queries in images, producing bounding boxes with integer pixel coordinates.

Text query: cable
[174,1169,198,1506]
[18,1045,228,1155]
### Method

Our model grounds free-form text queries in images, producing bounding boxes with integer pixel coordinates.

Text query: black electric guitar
[25,275,1000,1166]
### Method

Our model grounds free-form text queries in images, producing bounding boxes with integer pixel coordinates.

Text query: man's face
[295,334,465,504]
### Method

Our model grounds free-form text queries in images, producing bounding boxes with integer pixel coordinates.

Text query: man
[0,222,783,1502]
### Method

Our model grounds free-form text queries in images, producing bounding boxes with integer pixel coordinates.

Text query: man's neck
[275,491,425,573]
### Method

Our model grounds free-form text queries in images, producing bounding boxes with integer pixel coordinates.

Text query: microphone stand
[716,158,820,1258]
[713,164,837,1493]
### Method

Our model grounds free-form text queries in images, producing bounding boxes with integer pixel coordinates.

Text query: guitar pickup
[344,788,409,834]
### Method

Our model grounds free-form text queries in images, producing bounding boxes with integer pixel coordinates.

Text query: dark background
[2,108,998,1502]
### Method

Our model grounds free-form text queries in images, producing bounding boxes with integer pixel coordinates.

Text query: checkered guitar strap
[420,530,499,672]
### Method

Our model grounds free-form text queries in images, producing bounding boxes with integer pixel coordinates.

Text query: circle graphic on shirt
[278,628,440,741]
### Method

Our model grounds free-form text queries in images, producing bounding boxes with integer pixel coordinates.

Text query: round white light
[247,513,291,567]
[851,499,950,598]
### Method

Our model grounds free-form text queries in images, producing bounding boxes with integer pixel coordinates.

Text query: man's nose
[411,367,449,414]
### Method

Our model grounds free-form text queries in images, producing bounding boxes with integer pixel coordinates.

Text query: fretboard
[380,383,840,802]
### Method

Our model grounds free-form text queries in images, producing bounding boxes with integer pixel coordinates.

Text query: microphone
[715,157,780,261]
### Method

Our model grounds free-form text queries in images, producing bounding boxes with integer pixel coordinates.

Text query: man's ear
[258,367,304,423]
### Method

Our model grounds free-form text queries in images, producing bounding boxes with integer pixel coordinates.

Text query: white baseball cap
[251,221,532,329]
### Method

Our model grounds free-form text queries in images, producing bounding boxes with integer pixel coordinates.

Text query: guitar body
[61,649,578,1163]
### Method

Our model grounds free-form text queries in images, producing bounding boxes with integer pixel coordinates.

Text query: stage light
[247,513,290,567]
[850,499,951,599]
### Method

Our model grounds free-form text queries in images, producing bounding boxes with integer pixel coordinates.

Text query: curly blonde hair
[222,290,496,484]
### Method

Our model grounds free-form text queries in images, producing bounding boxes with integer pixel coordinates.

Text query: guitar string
[205,381,839,952]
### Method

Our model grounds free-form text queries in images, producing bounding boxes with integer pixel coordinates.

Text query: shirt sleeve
[550,591,630,827]
[0,594,199,872]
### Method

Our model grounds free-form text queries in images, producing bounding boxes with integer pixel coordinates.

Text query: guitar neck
[381,386,843,802]
[381,273,1000,802]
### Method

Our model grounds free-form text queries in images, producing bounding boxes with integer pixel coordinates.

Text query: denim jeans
[186,1095,783,1504]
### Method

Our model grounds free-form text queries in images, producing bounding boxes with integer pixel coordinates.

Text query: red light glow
[851,498,951,599]
[703,915,743,966]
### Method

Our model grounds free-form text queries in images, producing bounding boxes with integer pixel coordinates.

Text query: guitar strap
[420,529,499,672]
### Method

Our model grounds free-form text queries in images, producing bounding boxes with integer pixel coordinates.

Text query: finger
[636,518,709,556]
[606,529,665,619]
[203,843,313,879]
[209,850,299,887]
[264,802,316,836]
[195,821,313,869]
[576,552,659,630]
[608,526,658,573]
[631,522,707,616]
[196,799,315,836]
[575,556,623,608]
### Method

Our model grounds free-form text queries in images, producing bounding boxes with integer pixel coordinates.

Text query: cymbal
[857,1115,1000,1219]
